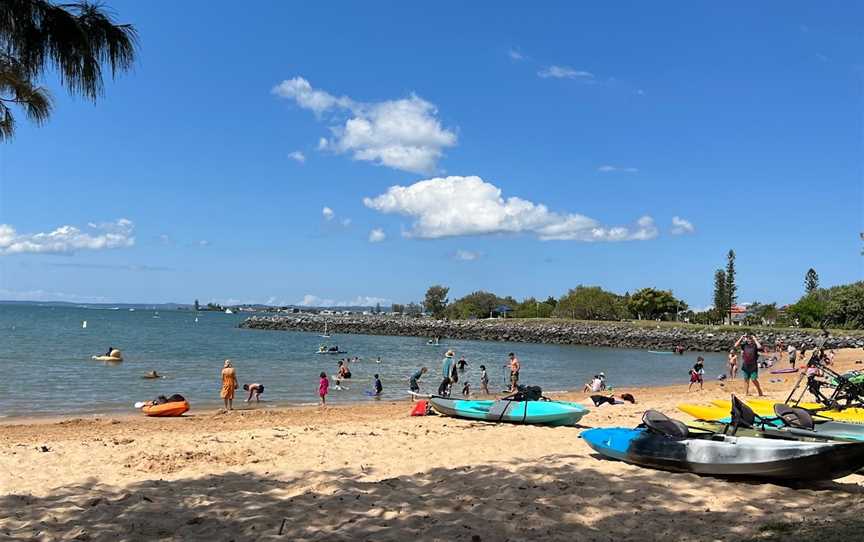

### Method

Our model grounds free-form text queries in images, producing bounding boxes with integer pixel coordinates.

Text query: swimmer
[143,370,161,379]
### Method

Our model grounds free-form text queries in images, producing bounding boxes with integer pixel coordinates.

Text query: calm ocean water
[0,305,727,418]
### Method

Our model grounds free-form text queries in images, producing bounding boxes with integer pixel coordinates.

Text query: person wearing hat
[438,350,456,396]
[220,359,238,410]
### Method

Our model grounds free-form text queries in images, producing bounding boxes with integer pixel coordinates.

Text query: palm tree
[0,0,137,140]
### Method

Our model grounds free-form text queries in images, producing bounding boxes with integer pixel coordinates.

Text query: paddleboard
[648,351,673,355]
[770,368,799,374]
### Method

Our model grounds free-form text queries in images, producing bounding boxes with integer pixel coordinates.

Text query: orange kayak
[142,400,189,417]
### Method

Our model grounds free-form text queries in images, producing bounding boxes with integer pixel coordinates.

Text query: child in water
[479,365,489,395]
[319,372,329,405]
[688,357,705,391]
[372,374,383,397]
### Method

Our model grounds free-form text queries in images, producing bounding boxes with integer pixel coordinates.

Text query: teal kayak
[429,397,588,426]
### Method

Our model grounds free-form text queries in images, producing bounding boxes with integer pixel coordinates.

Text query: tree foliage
[554,286,629,321]
[627,288,685,320]
[713,269,728,321]
[0,0,137,140]
[805,268,819,294]
[725,250,737,322]
[423,285,449,319]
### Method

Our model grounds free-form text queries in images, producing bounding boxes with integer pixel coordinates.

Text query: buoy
[82,320,87,329]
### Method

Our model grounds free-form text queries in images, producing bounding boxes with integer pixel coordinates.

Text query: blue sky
[0,1,861,308]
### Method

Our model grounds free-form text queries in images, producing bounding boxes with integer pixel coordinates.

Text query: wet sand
[2,348,863,541]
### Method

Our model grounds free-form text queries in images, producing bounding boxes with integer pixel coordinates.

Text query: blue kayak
[582,413,864,481]
[429,397,588,426]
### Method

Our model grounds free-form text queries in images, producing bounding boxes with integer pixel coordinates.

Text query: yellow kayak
[678,403,732,421]
[710,399,864,424]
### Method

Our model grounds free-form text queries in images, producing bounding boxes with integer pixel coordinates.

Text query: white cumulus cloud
[272,77,456,174]
[297,294,391,307]
[368,228,386,243]
[322,207,335,221]
[454,249,481,261]
[508,48,525,61]
[538,65,594,80]
[288,150,306,163]
[363,176,658,242]
[597,165,639,173]
[0,219,135,255]
[671,216,695,235]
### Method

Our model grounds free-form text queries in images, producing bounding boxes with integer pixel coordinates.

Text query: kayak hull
[582,427,864,480]
[430,397,588,426]
[142,400,189,417]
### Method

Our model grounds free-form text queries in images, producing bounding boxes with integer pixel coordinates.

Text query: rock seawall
[239,315,864,352]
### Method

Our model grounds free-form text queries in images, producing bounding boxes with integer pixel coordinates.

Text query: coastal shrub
[626,288,686,321]
[554,286,629,321]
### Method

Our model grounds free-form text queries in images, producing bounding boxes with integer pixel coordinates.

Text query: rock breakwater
[240,315,864,352]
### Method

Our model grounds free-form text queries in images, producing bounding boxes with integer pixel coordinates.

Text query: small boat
[429,397,588,426]
[711,399,864,424]
[225,308,234,314]
[317,346,346,355]
[142,399,189,417]
[582,410,864,481]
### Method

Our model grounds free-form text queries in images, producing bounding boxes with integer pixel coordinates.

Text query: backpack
[512,385,543,401]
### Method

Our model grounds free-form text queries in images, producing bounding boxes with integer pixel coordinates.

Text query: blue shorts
[742,367,759,381]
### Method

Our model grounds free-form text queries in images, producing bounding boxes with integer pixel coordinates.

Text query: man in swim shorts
[735,334,765,396]
[409,367,427,393]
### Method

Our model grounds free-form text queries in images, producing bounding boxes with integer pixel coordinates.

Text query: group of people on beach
[405,350,520,398]
[219,360,264,410]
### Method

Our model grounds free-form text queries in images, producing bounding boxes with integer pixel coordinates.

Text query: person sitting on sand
[582,375,603,393]
[319,372,329,405]
[409,367,427,393]
[688,357,705,391]
[243,383,264,403]
[220,360,238,410]
[479,364,490,395]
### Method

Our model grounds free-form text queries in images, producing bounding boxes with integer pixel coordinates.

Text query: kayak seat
[730,395,757,430]
[773,404,815,430]
[642,410,689,440]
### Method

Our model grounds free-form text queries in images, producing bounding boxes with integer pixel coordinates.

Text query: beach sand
[2,349,864,541]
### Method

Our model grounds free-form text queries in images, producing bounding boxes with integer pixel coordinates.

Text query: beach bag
[512,385,543,401]
[410,400,429,416]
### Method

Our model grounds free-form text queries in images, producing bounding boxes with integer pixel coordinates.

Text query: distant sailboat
[82,320,87,329]
[225,308,234,314]
[320,321,331,338]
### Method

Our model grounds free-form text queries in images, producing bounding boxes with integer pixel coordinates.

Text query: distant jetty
[239,315,864,352]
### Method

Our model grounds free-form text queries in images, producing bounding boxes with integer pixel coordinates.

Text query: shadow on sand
[2,455,864,541]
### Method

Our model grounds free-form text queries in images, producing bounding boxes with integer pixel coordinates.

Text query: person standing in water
[409,367,427,393]
[438,350,456,396]
[243,383,264,403]
[372,374,383,396]
[507,352,521,393]
[220,360,238,410]
[479,364,490,395]
[735,334,765,397]
[456,356,468,372]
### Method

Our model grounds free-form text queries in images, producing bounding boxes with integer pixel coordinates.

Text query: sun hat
[445,350,455,357]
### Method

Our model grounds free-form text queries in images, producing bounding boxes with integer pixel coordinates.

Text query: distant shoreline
[241,314,864,352]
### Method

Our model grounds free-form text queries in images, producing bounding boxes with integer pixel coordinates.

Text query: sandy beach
[2,349,864,541]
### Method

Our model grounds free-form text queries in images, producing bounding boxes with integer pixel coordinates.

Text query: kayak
[142,400,189,417]
[711,399,864,424]
[91,355,123,362]
[770,368,799,374]
[678,403,733,421]
[686,419,864,443]
[648,351,674,355]
[316,350,346,355]
[582,415,864,480]
[429,397,588,426]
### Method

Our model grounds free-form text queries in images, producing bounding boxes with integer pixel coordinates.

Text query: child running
[319,371,329,405]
